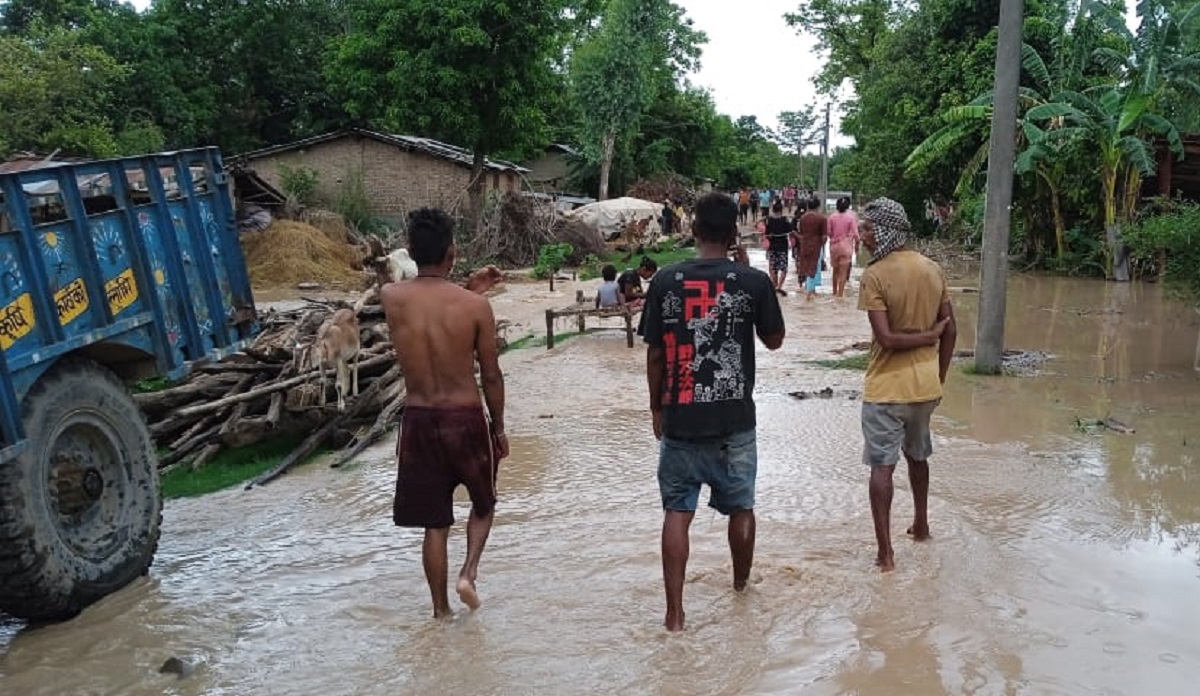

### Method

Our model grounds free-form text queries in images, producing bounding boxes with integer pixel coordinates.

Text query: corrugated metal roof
[237,129,529,174]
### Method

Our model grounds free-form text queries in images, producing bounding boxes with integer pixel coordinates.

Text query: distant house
[236,129,528,222]
[1148,134,1200,202]
[523,143,579,193]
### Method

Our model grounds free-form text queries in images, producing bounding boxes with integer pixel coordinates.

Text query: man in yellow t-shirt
[856,197,957,573]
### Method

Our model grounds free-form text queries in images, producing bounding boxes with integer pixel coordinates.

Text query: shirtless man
[381,208,509,618]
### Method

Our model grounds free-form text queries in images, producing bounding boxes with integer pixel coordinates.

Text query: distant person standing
[827,197,860,300]
[738,188,751,225]
[661,199,676,237]
[758,189,772,220]
[749,188,760,221]
[641,192,785,632]
[793,197,828,302]
[856,198,956,573]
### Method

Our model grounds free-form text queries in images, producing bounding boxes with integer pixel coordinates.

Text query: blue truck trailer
[0,148,259,621]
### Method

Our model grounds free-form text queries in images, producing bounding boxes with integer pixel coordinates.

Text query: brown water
[3,268,1200,695]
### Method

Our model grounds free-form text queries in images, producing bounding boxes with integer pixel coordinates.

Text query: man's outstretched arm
[475,299,507,456]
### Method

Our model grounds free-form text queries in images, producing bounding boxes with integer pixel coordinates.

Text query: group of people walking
[761,195,861,301]
[383,192,957,634]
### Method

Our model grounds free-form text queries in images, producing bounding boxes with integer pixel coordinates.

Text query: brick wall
[248,134,521,223]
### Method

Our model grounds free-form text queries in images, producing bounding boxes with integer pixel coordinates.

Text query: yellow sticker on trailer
[0,293,35,350]
[54,278,89,326]
[105,268,138,316]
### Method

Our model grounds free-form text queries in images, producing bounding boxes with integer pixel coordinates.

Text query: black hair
[639,256,658,272]
[407,208,455,266]
[693,191,738,244]
[808,197,821,211]
[836,197,851,213]
[772,200,784,215]
[602,264,617,281]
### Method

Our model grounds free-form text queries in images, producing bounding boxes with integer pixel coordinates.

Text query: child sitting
[595,264,625,309]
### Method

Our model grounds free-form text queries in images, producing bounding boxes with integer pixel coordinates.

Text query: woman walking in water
[792,197,828,302]
[827,197,860,300]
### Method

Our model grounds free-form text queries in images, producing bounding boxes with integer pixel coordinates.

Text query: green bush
[278,164,320,204]
[1126,201,1200,304]
[534,243,574,279]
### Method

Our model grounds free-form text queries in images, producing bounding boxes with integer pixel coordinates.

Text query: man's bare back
[380,277,500,410]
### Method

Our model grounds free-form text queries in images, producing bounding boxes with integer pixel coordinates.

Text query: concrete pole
[819,102,831,211]
[974,0,1023,374]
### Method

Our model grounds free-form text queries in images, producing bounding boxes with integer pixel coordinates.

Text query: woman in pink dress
[826,197,859,299]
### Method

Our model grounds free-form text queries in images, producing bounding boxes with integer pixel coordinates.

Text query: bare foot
[664,611,685,632]
[734,575,748,592]
[906,526,931,541]
[875,552,895,573]
[456,577,482,611]
[433,606,454,620]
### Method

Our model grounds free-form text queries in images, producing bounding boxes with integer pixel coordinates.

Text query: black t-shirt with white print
[640,258,785,440]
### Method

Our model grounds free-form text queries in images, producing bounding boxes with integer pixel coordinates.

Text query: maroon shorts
[393,406,498,529]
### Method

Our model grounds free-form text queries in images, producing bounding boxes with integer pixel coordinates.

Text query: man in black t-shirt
[640,192,786,632]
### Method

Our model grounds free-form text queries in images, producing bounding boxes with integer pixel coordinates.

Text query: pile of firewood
[136,296,408,488]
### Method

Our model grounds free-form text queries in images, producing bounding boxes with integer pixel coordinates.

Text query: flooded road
[3,263,1200,695]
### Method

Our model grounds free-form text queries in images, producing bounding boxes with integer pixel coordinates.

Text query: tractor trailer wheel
[0,359,162,621]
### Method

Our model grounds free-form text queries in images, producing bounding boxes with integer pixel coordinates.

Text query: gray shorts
[658,429,757,515]
[861,400,941,467]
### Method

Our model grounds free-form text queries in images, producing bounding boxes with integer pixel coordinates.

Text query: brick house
[236,129,528,222]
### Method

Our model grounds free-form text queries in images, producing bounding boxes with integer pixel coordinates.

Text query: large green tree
[570,0,704,199]
[0,25,128,157]
[330,0,570,226]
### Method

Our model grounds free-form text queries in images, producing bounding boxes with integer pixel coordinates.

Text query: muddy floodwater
[3,259,1199,695]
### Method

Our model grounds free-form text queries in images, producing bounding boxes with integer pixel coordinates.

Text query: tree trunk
[1051,183,1066,261]
[598,131,616,201]
[468,147,487,237]
[974,0,1023,375]
[1102,166,1129,282]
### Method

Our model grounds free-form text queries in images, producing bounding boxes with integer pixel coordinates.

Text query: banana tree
[904,42,1087,259]
[1027,86,1182,280]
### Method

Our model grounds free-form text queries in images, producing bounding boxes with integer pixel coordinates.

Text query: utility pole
[975,0,1023,374]
[819,101,831,211]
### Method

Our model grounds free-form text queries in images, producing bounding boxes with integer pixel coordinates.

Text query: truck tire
[0,359,162,621]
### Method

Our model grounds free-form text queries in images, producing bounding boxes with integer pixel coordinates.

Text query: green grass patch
[160,436,328,499]
[809,354,870,371]
[503,334,540,352]
[132,377,172,394]
[578,243,697,280]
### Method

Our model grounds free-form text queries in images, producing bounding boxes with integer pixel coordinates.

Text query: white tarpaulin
[563,196,662,241]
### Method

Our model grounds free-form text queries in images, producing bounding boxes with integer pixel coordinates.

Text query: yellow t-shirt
[857,250,949,403]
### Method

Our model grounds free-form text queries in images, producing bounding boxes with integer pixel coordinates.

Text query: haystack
[241,219,367,288]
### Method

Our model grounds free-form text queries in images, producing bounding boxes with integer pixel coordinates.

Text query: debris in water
[789,387,861,401]
[159,657,194,679]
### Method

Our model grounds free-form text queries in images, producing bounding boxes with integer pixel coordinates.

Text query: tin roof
[237,129,529,173]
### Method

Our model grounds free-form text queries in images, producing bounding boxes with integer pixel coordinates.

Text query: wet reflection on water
[2,271,1198,695]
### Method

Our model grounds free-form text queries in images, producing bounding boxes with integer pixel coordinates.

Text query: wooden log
[188,443,222,471]
[545,308,555,349]
[330,384,407,469]
[625,310,634,348]
[158,423,220,467]
[168,413,219,452]
[195,362,283,374]
[134,373,240,412]
[248,365,402,488]
[174,352,395,419]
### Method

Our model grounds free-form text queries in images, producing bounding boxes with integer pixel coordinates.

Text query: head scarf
[861,197,910,264]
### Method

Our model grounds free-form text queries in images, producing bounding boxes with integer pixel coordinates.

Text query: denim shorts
[658,429,757,515]
[861,399,941,467]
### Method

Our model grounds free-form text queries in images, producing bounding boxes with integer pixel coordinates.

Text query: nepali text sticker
[0,293,35,350]
[105,268,138,316]
[54,278,89,326]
